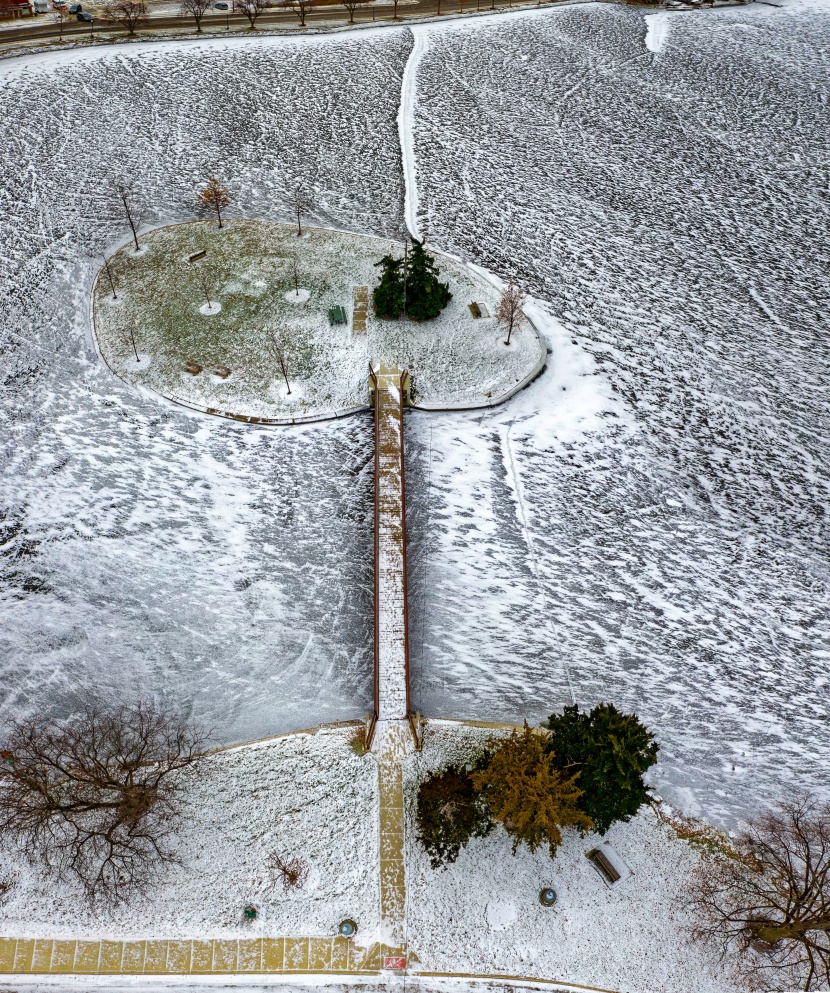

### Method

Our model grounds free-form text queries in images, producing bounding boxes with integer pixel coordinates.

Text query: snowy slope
[405,2,830,828]
[0,33,412,743]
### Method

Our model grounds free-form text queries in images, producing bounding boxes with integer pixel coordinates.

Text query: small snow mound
[486,900,518,931]
[284,288,310,304]
[125,352,152,372]
[645,12,671,54]
[270,380,303,405]
[199,301,222,315]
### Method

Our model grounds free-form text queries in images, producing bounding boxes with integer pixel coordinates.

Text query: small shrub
[416,764,492,868]
[269,854,309,893]
[0,875,14,904]
[348,725,367,756]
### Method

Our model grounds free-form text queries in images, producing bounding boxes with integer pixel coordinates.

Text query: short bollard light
[539,887,558,907]
[243,905,258,921]
[339,919,358,938]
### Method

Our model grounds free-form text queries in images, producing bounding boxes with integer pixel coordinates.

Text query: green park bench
[328,305,348,326]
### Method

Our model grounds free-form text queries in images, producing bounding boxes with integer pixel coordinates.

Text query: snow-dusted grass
[404,721,744,993]
[94,220,541,418]
[0,725,380,940]
[405,0,830,828]
[0,32,411,742]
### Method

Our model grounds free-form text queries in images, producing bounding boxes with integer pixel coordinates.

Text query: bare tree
[50,5,69,39]
[286,0,315,23]
[340,0,368,21]
[688,796,830,991]
[269,853,309,893]
[199,271,216,309]
[495,279,527,346]
[102,256,118,301]
[266,331,291,394]
[287,185,313,237]
[0,703,208,904]
[179,0,212,30]
[197,176,231,229]
[235,0,269,28]
[113,181,144,253]
[102,0,148,34]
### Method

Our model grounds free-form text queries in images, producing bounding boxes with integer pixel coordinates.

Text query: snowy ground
[0,0,828,842]
[0,31,413,742]
[404,0,830,829]
[0,725,381,940]
[94,219,540,419]
[404,721,745,993]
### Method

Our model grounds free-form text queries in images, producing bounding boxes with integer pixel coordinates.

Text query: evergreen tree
[416,764,493,868]
[543,704,658,835]
[372,254,405,319]
[473,725,592,858]
[404,238,452,320]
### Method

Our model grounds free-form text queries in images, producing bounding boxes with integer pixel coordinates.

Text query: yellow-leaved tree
[473,724,593,858]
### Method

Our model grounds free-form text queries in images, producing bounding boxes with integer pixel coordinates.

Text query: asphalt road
[0,0,553,46]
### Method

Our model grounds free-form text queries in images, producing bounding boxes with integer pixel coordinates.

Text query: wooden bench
[587,848,622,885]
[184,361,202,375]
[188,250,207,263]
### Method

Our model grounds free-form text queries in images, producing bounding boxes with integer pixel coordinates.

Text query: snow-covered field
[0,31,413,742]
[404,0,830,828]
[1,0,828,845]
[0,725,381,939]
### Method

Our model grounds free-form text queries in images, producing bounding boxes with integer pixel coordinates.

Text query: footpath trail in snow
[399,27,427,240]
[644,10,671,53]
[405,1,830,828]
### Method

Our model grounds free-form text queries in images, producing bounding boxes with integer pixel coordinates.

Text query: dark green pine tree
[543,704,659,835]
[416,764,493,868]
[404,238,451,320]
[372,254,405,319]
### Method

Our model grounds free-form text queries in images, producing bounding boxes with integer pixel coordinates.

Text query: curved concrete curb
[418,971,624,993]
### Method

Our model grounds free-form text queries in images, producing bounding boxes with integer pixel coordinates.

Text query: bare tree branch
[112,180,144,253]
[281,0,315,23]
[235,0,269,28]
[340,0,369,21]
[495,279,527,346]
[0,703,209,905]
[102,0,147,34]
[179,0,212,31]
[688,796,830,991]
[287,185,313,237]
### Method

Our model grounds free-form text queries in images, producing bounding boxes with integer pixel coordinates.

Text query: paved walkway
[0,936,409,976]
[373,364,411,722]
[353,285,369,334]
[375,720,414,953]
